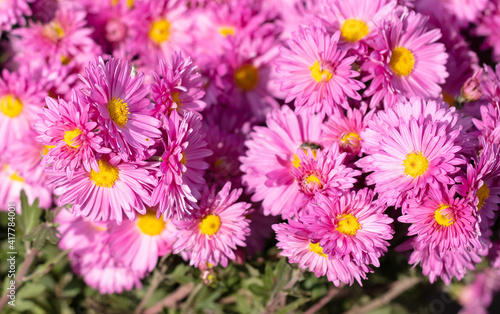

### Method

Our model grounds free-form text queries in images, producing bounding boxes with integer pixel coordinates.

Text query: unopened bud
[461,72,483,102]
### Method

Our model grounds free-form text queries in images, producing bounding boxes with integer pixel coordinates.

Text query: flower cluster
[1,0,500,302]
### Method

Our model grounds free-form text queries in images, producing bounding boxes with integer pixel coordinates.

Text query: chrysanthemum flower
[126,0,194,66]
[80,57,162,160]
[0,66,46,152]
[322,104,371,158]
[240,105,324,217]
[475,4,500,62]
[34,93,111,178]
[0,163,52,212]
[276,24,364,116]
[50,155,156,223]
[108,210,177,274]
[12,7,100,67]
[273,219,371,286]
[151,53,206,117]
[318,0,397,49]
[399,185,481,254]
[5,131,48,184]
[456,141,500,229]
[173,182,251,268]
[302,189,393,267]
[151,111,212,220]
[0,0,32,31]
[357,115,463,207]
[363,10,448,108]
[56,208,145,294]
[290,145,360,211]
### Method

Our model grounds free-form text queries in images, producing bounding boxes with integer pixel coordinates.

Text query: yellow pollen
[137,211,166,236]
[180,152,187,166]
[63,129,82,148]
[107,97,129,127]
[308,242,328,258]
[305,174,322,188]
[477,183,490,211]
[310,61,333,82]
[403,152,428,177]
[127,0,134,8]
[434,204,454,227]
[43,145,56,155]
[292,149,317,169]
[43,21,65,41]
[219,26,235,37]
[340,18,370,42]
[1,95,23,118]
[389,47,415,76]
[336,213,361,236]
[10,171,25,183]
[341,132,361,144]
[199,214,221,236]
[61,55,71,65]
[234,64,259,91]
[149,19,171,44]
[172,92,182,106]
[90,160,119,188]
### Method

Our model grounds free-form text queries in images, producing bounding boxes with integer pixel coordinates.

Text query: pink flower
[50,155,156,223]
[173,182,251,268]
[80,57,162,161]
[107,210,177,274]
[276,24,364,116]
[273,219,371,286]
[0,0,32,32]
[151,111,212,220]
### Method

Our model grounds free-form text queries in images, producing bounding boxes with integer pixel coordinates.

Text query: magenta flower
[50,155,156,223]
[80,57,162,160]
[0,66,46,152]
[302,189,393,267]
[0,0,32,32]
[290,145,360,212]
[151,53,206,117]
[151,111,212,220]
[240,105,324,217]
[34,93,111,178]
[399,185,481,254]
[276,24,364,116]
[363,11,448,108]
[108,210,177,274]
[273,219,371,286]
[173,182,251,268]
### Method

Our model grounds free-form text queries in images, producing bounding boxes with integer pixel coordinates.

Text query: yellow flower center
[43,145,55,155]
[107,97,129,127]
[1,95,23,118]
[389,47,415,76]
[434,204,454,226]
[61,55,71,65]
[477,183,490,211]
[340,132,361,144]
[340,18,370,42]
[63,129,82,148]
[336,213,361,236]
[310,61,333,82]
[219,26,235,37]
[90,160,119,188]
[292,149,317,169]
[149,19,171,44]
[180,152,187,166]
[10,171,25,183]
[199,214,221,236]
[234,64,259,91]
[137,211,166,236]
[43,21,65,41]
[308,242,328,258]
[127,0,134,8]
[305,174,322,188]
[403,152,428,177]
[172,92,182,106]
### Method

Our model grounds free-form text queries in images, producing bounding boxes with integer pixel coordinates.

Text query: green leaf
[19,190,42,237]
[17,282,46,299]
[24,224,60,250]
